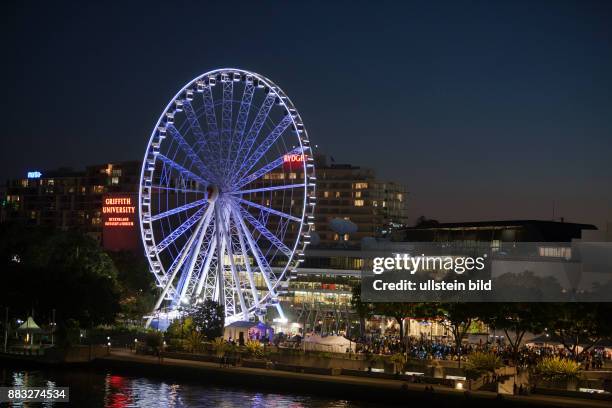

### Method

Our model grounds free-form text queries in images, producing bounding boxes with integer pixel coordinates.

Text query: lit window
[335,191,341,198]
[397,193,403,202]
[354,183,368,189]
[111,177,119,185]
[343,233,349,241]
[373,201,378,207]
[355,191,361,198]
[289,172,297,179]
[270,173,285,180]
[382,201,386,208]
[323,191,329,198]
[354,200,364,207]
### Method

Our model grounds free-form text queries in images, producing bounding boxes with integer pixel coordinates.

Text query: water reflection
[1,368,368,408]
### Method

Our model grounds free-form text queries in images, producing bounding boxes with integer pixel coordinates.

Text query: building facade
[311,154,408,247]
[1,161,141,247]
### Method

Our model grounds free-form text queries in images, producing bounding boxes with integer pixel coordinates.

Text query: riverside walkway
[96,350,611,408]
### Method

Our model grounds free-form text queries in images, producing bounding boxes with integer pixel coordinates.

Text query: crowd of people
[351,333,611,369]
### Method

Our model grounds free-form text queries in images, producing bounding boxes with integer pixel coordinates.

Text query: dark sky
[3,0,611,228]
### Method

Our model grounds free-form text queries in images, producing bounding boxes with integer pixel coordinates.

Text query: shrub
[185,330,204,353]
[145,331,163,350]
[245,340,264,358]
[212,337,229,357]
[464,352,502,379]
[534,357,581,382]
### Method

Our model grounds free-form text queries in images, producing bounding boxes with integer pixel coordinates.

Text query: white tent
[304,334,355,353]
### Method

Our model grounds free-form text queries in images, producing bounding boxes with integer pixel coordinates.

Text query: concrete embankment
[92,351,610,408]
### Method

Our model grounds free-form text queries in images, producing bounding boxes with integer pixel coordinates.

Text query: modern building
[393,219,596,245]
[286,220,597,309]
[311,154,408,247]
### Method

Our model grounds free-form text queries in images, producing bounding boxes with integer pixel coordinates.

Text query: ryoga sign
[282,154,306,171]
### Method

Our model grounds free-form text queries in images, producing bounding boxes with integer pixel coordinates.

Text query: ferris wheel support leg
[232,210,261,311]
[232,206,277,295]
[176,207,214,306]
[145,207,209,328]
[275,303,286,322]
[214,204,226,309]
[219,209,249,321]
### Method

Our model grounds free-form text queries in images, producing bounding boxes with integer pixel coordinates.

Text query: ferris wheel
[139,68,316,327]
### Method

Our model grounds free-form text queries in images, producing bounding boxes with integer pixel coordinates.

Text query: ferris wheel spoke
[232,146,303,190]
[237,206,292,257]
[150,199,208,222]
[151,185,204,194]
[184,214,216,303]
[229,80,255,164]
[230,92,276,177]
[174,205,214,306]
[221,78,233,177]
[234,114,294,183]
[155,204,208,252]
[232,205,279,295]
[194,233,217,298]
[236,197,301,222]
[156,153,209,187]
[231,209,261,310]
[222,222,249,320]
[200,84,225,166]
[229,183,306,195]
[183,99,220,178]
[166,124,217,184]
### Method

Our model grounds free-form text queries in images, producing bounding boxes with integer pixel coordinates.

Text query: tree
[478,303,548,363]
[350,284,373,339]
[108,251,156,322]
[414,216,440,228]
[432,302,480,367]
[0,225,121,328]
[548,303,612,358]
[188,300,224,340]
[373,302,422,346]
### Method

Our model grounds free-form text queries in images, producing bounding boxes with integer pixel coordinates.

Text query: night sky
[3,1,611,228]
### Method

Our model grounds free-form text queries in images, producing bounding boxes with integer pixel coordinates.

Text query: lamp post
[3,307,8,353]
[51,309,56,346]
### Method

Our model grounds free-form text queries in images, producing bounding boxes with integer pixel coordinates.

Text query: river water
[0,367,388,408]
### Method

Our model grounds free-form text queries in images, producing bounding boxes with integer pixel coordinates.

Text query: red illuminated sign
[282,154,306,171]
[283,154,305,163]
[102,197,135,227]
[102,194,139,252]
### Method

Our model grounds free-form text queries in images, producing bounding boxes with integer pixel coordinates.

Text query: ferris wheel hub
[206,185,220,203]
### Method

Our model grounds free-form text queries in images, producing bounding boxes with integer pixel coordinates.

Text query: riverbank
[90,350,610,408]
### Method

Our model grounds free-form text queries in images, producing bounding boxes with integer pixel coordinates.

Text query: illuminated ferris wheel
[139,68,316,327]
